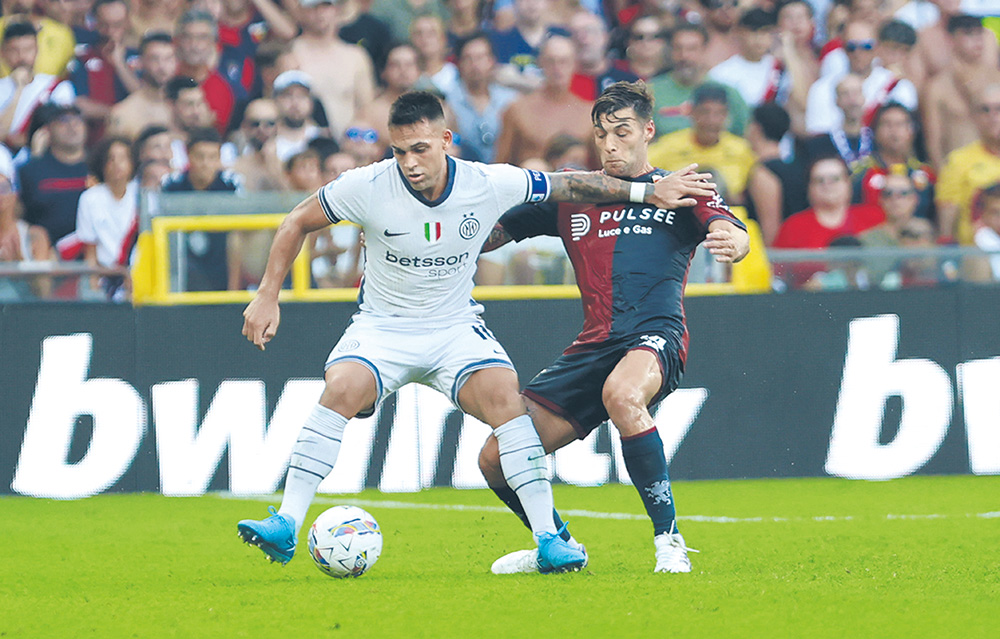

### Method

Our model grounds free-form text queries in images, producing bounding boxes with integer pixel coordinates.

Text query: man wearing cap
[648,83,755,205]
[291,0,374,139]
[273,69,325,162]
[0,20,75,150]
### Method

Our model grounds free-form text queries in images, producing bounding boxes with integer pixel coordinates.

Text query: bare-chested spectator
[0,21,75,151]
[367,43,420,154]
[291,0,374,139]
[806,20,918,135]
[914,0,999,81]
[273,69,325,162]
[568,10,637,101]
[776,0,820,136]
[494,35,592,167]
[923,14,1000,169]
[410,14,460,97]
[370,0,448,45]
[107,32,177,140]
[164,75,215,169]
[252,40,298,100]
[489,0,570,93]
[231,98,285,191]
[0,0,75,78]
[337,0,393,74]
[696,0,741,70]
[129,0,186,42]
[175,9,239,136]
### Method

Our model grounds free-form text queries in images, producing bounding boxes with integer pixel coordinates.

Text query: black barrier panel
[3,287,1000,497]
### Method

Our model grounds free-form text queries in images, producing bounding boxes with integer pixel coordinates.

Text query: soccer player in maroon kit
[479,81,750,574]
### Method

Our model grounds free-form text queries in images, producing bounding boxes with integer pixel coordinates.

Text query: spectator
[568,10,637,101]
[76,135,137,301]
[615,17,667,83]
[68,0,142,145]
[853,102,936,221]
[0,21,75,151]
[17,104,88,258]
[875,19,925,89]
[273,70,324,162]
[860,172,922,247]
[776,0,820,136]
[130,0,186,41]
[973,182,1000,280]
[696,0,741,70]
[446,0,486,48]
[339,118,382,166]
[493,35,592,167]
[137,158,171,189]
[805,20,918,135]
[774,155,884,249]
[444,33,516,163]
[217,0,297,97]
[43,0,96,48]
[291,0,375,139]
[368,43,420,151]
[745,102,809,245]
[107,32,177,140]
[489,0,570,93]
[648,22,749,138]
[161,126,242,291]
[337,0,393,75]
[370,0,449,45]
[176,9,239,136]
[322,150,355,180]
[133,124,175,171]
[802,73,873,171]
[231,97,285,191]
[936,83,1000,245]
[648,83,756,205]
[708,8,787,109]
[410,14,460,97]
[0,170,50,262]
[164,75,214,169]
[0,0,75,78]
[923,14,1000,170]
[915,0,1000,80]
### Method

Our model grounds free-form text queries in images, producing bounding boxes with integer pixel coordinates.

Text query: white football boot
[491,538,588,574]
[653,531,698,573]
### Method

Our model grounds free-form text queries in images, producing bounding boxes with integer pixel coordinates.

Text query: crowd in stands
[0,0,999,299]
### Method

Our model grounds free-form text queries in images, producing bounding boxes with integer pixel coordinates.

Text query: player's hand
[242,293,280,351]
[703,227,743,263]
[649,164,717,210]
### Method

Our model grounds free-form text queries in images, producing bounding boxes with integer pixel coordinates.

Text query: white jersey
[318,155,548,319]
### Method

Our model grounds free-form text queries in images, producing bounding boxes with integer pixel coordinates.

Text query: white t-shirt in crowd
[0,74,75,134]
[75,181,138,267]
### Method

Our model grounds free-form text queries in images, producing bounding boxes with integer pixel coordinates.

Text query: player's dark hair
[165,76,199,101]
[455,31,493,60]
[592,80,654,125]
[669,22,708,46]
[2,21,36,43]
[878,20,917,47]
[89,136,134,183]
[752,103,790,142]
[140,31,173,56]
[186,126,222,151]
[389,91,445,127]
[947,14,983,33]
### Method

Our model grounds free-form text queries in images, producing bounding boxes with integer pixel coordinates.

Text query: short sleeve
[689,191,747,231]
[75,189,98,244]
[483,163,549,212]
[317,164,376,225]
[499,202,559,241]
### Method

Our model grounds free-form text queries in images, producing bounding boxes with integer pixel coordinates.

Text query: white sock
[279,404,348,532]
[494,414,557,536]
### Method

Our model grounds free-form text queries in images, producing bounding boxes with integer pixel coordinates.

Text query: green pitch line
[2,475,999,639]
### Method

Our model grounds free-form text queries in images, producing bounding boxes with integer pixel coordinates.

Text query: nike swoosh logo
[384,230,409,237]
[527,454,546,461]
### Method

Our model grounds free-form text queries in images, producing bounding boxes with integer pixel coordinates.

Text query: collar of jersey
[396,155,457,208]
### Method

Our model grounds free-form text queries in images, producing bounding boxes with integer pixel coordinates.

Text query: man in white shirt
[0,21,74,150]
[236,90,716,572]
[709,8,789,108]
[806,20,918,134]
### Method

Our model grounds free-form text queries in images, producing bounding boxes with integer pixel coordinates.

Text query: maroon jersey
[499,168,743,364]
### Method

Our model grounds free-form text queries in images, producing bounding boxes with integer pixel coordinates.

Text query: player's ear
[442,128,453,150]
[644,118,655,144]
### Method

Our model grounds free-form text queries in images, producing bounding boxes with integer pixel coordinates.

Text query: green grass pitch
[3,475,999,638]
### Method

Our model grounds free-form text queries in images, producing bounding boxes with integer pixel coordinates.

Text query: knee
[602,382,643,423]
[478,436,503,483]
[322,368,377,417]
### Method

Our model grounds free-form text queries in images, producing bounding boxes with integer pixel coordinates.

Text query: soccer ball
[308,505,382,578]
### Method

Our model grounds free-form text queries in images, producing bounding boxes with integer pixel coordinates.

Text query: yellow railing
[132,208,770,306]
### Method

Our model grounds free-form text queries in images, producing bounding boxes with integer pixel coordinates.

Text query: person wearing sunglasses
[232,98,285,192]
[620,16,668,81]
[273,70,326,162]
[805,20,917,135]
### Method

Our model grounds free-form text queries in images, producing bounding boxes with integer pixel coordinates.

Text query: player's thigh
[603,348,664,408]
[320,361,379,418]
[457,366,525,427]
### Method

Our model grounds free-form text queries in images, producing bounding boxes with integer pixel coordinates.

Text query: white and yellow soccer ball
[308,506,382,578]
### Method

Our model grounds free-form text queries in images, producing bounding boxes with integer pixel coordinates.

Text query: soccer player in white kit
[237,91,716,573]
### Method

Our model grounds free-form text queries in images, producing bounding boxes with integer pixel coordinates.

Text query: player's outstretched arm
[481,223,513,253]
[546,164,717,209]
[242,192,331,351]
[704,218,751,263]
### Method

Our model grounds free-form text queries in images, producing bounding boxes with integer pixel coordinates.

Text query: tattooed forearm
[481,223,513,253]
[547,171,651,203]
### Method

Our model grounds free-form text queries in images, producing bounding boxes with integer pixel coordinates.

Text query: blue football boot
[237,506,297,565]
[535,522,587,574]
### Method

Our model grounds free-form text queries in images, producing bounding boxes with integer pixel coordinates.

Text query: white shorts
[324,313,515,417]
